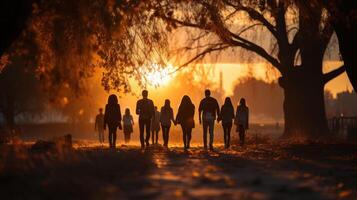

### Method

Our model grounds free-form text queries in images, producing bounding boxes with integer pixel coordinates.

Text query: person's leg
[98,130,102,143]
[108,132,112,147]
[101,130,105,143]
[151,130,155,144]
[242,127,245,145]
[187,128,192,149]
[113,129,117,148]
[203,121,208,149]
[166,126,170,147]
[124,132,128,143]
[155,130,159,144]
[127,133,131,143]
[139,119,145,148]
[182,126,187,149]
[164,129,167,146]
[108,126,115,148]
[145,119,151,146]
[227,123,232,148]
[222,125,227,148]
[209,120,214,150]
[239,125,244,146]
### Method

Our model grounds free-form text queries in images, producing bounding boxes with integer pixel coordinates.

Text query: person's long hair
[107,94,118,106]
[163,99,171,111]
[223,97,233,109]
[179,95,194,111]
[239,98,246,107]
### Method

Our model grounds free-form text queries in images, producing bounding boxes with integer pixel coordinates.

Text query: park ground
[1,136,357,200]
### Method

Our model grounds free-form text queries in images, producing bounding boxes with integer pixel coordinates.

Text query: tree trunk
[334,22,357,91]
[326,0,357,91]
[279,69,328,137]
[4,110,15,129]
[2,97,16,129]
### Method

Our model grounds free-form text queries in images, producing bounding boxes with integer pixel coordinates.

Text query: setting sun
[142,64,176,87]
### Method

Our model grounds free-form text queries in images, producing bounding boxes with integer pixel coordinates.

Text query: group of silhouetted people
[95,89,249,150]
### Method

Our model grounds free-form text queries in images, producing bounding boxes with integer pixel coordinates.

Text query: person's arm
[234,107,239,125]
[175,107,181,124]
[198,100,203,124]
[136,100,140,115]
[216,100,220,121]
[103,106,108,130]
[130,115,134,125]
[118,105,122,130]
[151,101,155,118]
[94,116,98,131]
[231,107,235,120]
[170,109,175,123]
[246,107,249,129]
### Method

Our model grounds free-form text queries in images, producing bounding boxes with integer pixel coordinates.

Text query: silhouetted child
[151,106,161,144]
[176,95,195,150]
[104,94,122,148]
[123,108,134,144]
[235,98,249,146]
[160,100,175,147]
[218,97,235,149]
[95,108,105,144]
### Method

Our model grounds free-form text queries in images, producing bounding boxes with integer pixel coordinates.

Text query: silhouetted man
[136,90,155,148]
[95,108,105,144]
[199,89,220,150]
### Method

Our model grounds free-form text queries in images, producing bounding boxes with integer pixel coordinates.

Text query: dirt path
[142,144,357,200]
[1,142,357,199]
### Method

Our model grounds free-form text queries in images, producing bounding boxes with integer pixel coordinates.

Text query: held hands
[118,123,122,130]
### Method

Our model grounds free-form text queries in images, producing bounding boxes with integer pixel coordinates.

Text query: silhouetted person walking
[235,98,249,146]
[123,108,134,144]
[176,95,195,150]
[219,97,235,149]
[104,95,122,148]
[136,90,155,148]
[199,89,220,150]
[151,106,161,145]
[95,108,105,144]
[160,99,175,147]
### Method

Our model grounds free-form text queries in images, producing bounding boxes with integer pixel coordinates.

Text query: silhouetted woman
[104,94,122,148]
[219,97,235,148]
[235,98,249,146]
[176,95,195,150]
[160,99,175,147]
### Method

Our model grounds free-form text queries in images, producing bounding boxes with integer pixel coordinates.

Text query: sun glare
[142,64,175,87]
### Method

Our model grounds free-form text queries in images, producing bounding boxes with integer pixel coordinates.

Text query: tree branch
[323,65,345,84]
[172,44,230,73]
[223,0,279,39]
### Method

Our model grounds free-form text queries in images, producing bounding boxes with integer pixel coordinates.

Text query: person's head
[181,95,192,106]
[99,108,103,114]
[164,99,171,107]
[125,108,130,115]
[142,90,148,99]
[154,106,158,111]
[205,89,211,97]
[239,98,246,106]
[224,97,233,107]
[108,94,118,105]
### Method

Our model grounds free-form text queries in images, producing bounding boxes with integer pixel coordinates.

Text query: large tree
[0,31,45,128]
[149,0,346,136]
